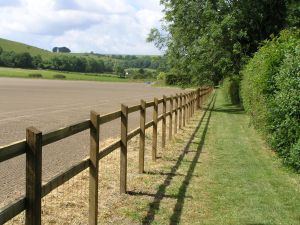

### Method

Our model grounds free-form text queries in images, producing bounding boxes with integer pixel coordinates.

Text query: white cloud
[0,0,163,54]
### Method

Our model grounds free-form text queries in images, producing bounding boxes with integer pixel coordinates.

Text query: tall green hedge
[241,29,300,171]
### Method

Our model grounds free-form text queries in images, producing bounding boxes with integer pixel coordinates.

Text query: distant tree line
[0,47,167,75]
[0,48,42,69]
[52,47,71,53]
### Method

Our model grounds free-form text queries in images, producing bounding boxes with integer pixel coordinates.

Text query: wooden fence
[0,87,212,225]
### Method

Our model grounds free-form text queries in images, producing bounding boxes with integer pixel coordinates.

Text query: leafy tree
[73,57,87,72]
[138,68,145,74]
[87,58,105,73]
[32,55,42,68]
[287,1,300,27]
[148,0,293,86]
[14,52,33,68]
[114,63,125,78]
[52,47,71,53]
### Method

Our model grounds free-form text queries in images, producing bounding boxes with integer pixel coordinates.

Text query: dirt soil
[0,78,182,207]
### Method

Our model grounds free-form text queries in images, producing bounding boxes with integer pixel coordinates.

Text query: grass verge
[0,67,155,83]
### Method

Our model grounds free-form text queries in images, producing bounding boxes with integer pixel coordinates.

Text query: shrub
[241,29,300,171]
[165,71,191,86]
[28,73,43,78]
[53,74,66,79]
[157,72,166,81]
[15,52,33,68]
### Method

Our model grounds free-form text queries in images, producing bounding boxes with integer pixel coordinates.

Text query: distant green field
[0,67,150,83]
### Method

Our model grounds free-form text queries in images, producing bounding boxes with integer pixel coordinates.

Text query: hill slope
[0,38,51,57]
[0,38,121,61]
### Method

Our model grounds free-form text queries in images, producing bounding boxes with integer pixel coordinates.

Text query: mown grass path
[195,89,300,225]
[116,89,300,225]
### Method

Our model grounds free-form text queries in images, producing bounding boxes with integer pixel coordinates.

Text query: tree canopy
[148,0,297,86]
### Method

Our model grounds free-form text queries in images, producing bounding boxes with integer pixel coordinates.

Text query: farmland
[0,77,181,209]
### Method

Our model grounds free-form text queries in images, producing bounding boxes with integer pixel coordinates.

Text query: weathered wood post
[197,88,200,110]
[139,100,146,174]
[179,93,182,129]
[89,111,100,225]
[191,91,194,117]
[192,91,195,115]
[162,96,167,148]
[169,95,173,140]
[152,98,158,161]
[120,104,128,194]
[174,94,178,134]
[26,127,42,225]
[187,93,190,123]
[191,92,193,117]
[191,92,194,117]
[183,94,186,127]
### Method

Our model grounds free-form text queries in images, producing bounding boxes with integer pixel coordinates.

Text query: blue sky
[0,0,163,55]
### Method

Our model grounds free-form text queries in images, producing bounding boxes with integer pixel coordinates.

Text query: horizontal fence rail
[0,86,213,225]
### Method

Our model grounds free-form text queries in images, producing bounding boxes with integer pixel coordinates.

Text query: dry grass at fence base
[6,105,208,225]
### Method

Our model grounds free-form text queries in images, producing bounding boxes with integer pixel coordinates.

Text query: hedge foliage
[241,29,300,171]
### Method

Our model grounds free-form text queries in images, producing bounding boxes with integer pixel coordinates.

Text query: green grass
[198,89,300,224]
[0,38,51,57]
[0,67,152,83]
[0,38,117,61]
[112,88,300,224]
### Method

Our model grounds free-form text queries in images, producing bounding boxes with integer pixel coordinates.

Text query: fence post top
[26,126,42,135]
[141,100,146,109]
[90,110,100,117]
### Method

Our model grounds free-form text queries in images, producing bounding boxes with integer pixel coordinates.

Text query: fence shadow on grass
[128,93,216,225]
[211,105,244,114]
[169,93,216,225]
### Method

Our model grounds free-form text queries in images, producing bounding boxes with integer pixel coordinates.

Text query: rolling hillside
[0,38,51,58]
[0,38,128,62]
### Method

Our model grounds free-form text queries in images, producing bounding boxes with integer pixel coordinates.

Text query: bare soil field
[0,78,181,207]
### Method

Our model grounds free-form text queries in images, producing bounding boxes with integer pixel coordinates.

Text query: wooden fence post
[191,91,195,117]
[183,94,186,127]
[139,100,146,174]
[120,104,128,194]
[174,94,178,134]
[187,93,190,123]
[199,89,202,109]
[26,127,42,225]
[162,96,167,148]
[179,93,182,129]
[191,92,194,117]
[191,92,193,117]
[192,92,195,115]
[169,95,173,140]
[152,98,158,161]
[89,111,100,225]
[197,88,200,110]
